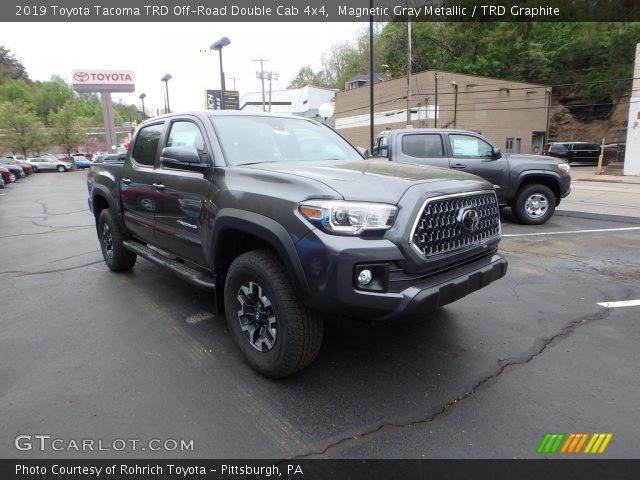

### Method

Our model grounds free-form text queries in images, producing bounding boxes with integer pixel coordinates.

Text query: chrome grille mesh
[411,192,500,257]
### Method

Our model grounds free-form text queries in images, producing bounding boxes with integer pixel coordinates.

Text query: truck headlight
[558,163,570,173]
[298,200,397,235]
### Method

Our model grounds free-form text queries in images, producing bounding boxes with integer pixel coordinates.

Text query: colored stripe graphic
[537,433,565,454]
[539,433,612,454]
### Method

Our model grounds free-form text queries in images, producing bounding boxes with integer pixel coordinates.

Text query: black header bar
[6,0,640,22]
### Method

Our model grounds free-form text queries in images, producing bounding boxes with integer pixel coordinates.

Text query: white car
[27,157,71,173]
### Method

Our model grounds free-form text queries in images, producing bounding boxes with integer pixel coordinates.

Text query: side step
[123,240,216,290]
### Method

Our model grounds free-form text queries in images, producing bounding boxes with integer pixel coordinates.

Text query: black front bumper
[296,229,508,321]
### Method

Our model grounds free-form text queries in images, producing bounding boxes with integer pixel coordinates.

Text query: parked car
[0,162,25,182]
[3,158,34,175]
[0,166,11,185]
[26,157,72,172]
[543,142,601,164]
[0,172,5,188]
[373,129,572,225]
[94,153,126,164]
[71,155,93,169]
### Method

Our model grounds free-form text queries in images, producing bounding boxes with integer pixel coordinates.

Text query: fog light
[357,269,373,286]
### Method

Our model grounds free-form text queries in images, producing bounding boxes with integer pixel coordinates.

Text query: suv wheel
[224,249,323,378]
[57,165,65,172]
[97,209,137,272]
[512,184,556,225]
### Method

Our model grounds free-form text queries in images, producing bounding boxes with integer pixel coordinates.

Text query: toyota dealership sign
[71,69,135,92]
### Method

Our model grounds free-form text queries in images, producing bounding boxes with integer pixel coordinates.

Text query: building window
[505,137,514,153]
[515,138,522,154]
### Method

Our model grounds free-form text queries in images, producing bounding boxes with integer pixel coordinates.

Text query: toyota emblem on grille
[458,207,480,232]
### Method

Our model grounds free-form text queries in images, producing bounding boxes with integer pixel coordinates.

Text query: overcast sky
[0,22,363,113]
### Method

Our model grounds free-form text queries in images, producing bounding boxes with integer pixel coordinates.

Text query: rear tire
[224,249,323,378]
[512,184,556,225]
[97,209,137,272]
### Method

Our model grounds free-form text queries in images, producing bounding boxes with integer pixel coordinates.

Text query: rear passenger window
[132,124,163,166]
[402,134,443,158]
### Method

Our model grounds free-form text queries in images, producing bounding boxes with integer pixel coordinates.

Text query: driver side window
[449,134,493,158]
[167,121,207,159]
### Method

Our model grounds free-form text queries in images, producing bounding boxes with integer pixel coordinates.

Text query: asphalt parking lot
[1,169,639,459]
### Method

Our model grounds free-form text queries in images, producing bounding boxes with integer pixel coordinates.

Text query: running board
[122,240,216,290]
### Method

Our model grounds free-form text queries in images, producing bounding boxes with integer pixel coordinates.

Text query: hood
[243,159,490,203]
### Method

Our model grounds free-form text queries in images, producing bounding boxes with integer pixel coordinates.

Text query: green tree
[48,102,86,158]
[33,76,76,120]
[0,99,43,157]
[0,46,28,82]
[288,67,321,88]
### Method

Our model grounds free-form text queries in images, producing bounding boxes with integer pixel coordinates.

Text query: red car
[3,158,34,175]
[0,165,11,185]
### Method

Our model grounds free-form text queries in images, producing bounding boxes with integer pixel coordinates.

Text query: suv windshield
[210,115,362,166]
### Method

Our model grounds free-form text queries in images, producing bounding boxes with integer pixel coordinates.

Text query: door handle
[152,183,166,191]
[451,163,467,169]
[122,178,131,185]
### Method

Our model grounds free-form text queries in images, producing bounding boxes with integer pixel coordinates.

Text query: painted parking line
[597,300,640,308]
[502,226,640,237]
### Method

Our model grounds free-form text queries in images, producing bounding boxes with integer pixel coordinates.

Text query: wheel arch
[513,171,562,205]
[211,210,311,313]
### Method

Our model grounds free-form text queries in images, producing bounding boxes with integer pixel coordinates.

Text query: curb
[555,210,640,225]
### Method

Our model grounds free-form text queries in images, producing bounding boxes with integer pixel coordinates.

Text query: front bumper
[296,229,508,321]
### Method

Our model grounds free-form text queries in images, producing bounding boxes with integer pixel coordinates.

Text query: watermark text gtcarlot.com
[15,435,194,452]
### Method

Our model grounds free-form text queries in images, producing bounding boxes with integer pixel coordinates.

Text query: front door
[446,133,510,201]
[152,118,212,266]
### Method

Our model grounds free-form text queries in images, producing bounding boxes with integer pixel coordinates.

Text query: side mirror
[491,147,502,159]
[356,146,369,159]
[161,146,208,172]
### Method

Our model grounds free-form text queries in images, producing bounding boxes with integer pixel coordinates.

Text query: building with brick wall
[335,69,549,155]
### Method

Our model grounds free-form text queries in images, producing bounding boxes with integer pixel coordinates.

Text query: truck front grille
[410,191,500,257]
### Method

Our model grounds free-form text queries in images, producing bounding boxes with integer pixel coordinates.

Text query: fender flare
[211,209,311,299]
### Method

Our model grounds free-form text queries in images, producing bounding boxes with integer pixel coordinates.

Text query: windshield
[210,115,362,166]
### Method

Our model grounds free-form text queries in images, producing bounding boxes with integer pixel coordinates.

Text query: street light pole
[253,58,269,111]
[139,93,146,120]
[211,37,231,110]
[161,74,172,114]
[451,81,458,128]
[267,72,279,112]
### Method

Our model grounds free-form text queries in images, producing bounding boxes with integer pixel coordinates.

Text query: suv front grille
[410,191,500,257]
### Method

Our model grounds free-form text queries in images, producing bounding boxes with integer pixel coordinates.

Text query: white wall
[624,44,640,176]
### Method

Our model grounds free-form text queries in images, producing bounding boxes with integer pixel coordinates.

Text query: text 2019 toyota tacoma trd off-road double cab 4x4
[88,112,508,377]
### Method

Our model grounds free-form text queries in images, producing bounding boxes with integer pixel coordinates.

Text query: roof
[347,72,392,85]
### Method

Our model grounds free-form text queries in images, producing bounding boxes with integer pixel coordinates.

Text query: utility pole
[267,72,279,112]
[253,58,269,112]
[406,20,412,127]
[228,76,240,91]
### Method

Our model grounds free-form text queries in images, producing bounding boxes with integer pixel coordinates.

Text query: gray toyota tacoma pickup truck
[88,112,507,377]
[373,129,571,224]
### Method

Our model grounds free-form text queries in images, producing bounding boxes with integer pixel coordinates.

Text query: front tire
[57,165,65,172]
[512,184,556,225]
[97,209,137,272]
[224,249,323,378]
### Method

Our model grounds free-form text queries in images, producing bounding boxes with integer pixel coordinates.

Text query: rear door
[152,116,213,265]
[572,143,600,164]
[122,122,164,243]
[445,133,510,201]
[391,132,449,168]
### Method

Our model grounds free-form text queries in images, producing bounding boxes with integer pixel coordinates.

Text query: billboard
[205,90,239,110]
[71,69,135,93]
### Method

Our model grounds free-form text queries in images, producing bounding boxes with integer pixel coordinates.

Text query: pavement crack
[0,226,93,239]
[292,307,613,459]
[0,260,104,277]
